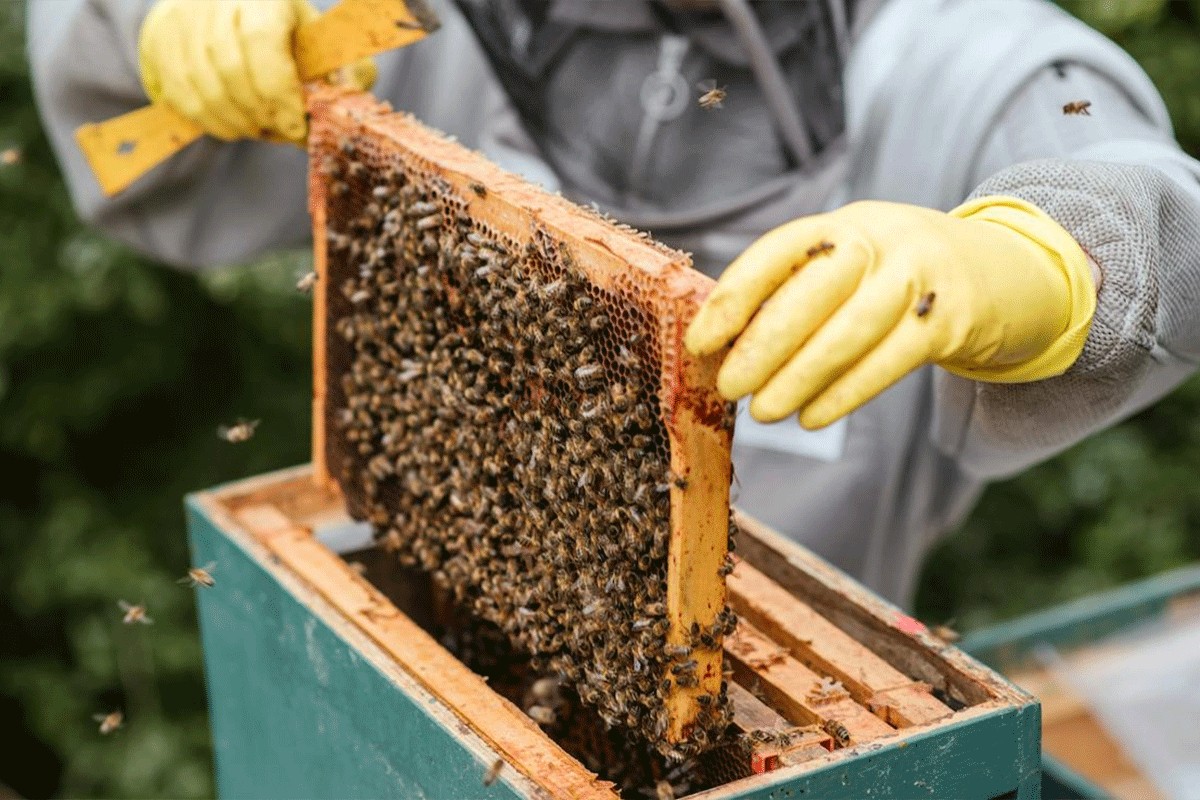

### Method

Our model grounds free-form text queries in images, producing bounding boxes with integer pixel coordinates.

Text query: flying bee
[217,418,260,443]
[179,562,216,588]
[915,291,936,318]
[806,240,835,259]
[931,621,961,644]
[94,709,124,735]
[118,600,152,625]
[483,758,504,787]
[697,80,727,110]
[1062,100,1091,115]
[295,271,317,293]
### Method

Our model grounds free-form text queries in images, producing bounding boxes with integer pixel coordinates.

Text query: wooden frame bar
[727,559,952,727]
[725,621,895,744]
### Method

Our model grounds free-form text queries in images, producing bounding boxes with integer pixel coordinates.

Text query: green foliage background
[1,1,1198,796]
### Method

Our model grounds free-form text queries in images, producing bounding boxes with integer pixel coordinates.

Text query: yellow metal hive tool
[74,0,439,198]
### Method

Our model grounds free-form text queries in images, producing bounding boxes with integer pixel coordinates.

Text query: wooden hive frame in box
[306,86,734,750]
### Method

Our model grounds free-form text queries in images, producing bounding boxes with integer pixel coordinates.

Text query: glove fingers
[799,319,932,429]
[716,240,866,399]
[137,1,173,102]
[185,4,259,140]
[749,272,910,423]
[210,2,275,137]
[685,216,842,356]
[156,5,241,140]
[238,1,309,144]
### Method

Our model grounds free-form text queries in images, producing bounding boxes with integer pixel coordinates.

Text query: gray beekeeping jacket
[28,0,1200,605]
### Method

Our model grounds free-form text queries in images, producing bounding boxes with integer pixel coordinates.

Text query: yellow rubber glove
[137,0,377,145]
[685,197,1097,430]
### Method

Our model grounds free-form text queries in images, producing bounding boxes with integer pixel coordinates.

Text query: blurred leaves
[1057,0,1167,36]
[0,3,311,797]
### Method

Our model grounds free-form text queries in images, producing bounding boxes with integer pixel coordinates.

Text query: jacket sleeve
[842,0,1200,482]
[26,0,496,271]
[945,61,1200,479]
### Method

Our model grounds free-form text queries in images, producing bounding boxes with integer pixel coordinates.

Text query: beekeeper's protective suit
[28,0,1200,604]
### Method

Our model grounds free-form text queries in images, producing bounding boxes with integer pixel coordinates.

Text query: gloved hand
[137,0,377,145]
[685,197,1097,429]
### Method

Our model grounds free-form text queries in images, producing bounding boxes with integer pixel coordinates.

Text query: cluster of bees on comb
[321,136,737,761]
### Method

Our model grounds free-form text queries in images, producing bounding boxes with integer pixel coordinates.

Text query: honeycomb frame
[306,87,734,750]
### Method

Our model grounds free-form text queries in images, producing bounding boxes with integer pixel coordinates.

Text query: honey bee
[931,622,961,644]
[1062,100,1091,116]
[118,600,153,625]
[669,470,689,490]
[806,240,835,259]
[822,719,851,747]
[0,147,21,166]
[483,758,504,786]
[469,182,487,198]
[416,213,442,231]
[94,709,124,735]
[179,562,216,588]
[217,419,259,443]
[526,704,556,725]
[697,80,726,110]
[807,676,848,704]
[296,271,318,293]
[915,291,936,318]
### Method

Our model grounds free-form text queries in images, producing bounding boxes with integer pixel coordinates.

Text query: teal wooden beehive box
[963,565,1200,800]
[186,466,1041,800]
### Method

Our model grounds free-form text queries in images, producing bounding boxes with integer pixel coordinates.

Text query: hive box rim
[188,466,1038,798]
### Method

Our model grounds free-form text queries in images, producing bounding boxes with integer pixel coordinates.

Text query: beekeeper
[28,0,1200,604]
